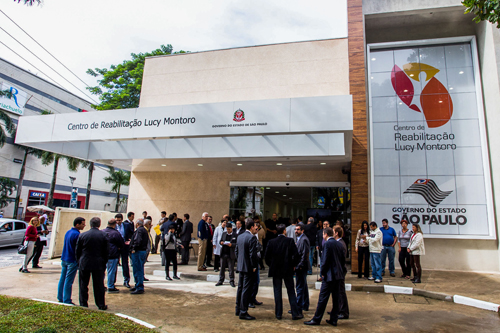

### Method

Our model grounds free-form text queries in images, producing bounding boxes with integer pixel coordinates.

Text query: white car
[0,218,28,248]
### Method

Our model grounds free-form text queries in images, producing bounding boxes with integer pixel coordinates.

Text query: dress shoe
[390,273,396,277]
[130,288,137,292]
[304,319,320,326]
[317,277,323,282]
[326,319,338,326]
[131,289,144,295]
[214,269,219,272]
[179,262,188,265]
[166,276,172,281]
[173,275,180,280]
[239,313,256,320]
[292,314,304,320]
[253,300,263,306]
[198,268,207,271]
[414,277,421,283]
[276,315,282,320]
[235,309,240,316]
[19,267,22,272]
[32,265,42,269]
[215,282,223,286]
[143,277,149,281]
[123,282,131,288]
[107,288,120,293]
[248,303,255,308]
[98,305,108,311]
[21,269,30,273]
[382,271,385,276]
[338,314,349,320]
[230,282,236,288]
[206,264,213,267]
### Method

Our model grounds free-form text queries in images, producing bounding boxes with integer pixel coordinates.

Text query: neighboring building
[14,1,500,272]
[0,57,128,219]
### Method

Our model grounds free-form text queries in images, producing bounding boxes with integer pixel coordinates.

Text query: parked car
[0,218,28,248]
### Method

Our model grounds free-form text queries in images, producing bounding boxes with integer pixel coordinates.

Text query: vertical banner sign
[70,188,78,209]
[0,83,28,116]
[368,40,494,239]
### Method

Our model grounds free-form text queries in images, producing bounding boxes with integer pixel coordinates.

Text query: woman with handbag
[20,216,40,273]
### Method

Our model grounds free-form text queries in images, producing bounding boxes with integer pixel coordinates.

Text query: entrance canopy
[15,95,353,171]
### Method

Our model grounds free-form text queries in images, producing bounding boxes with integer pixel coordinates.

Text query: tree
[14,0,42,6]
[86,44,188,110]
[0,91,16,148]
[104,167,130,212]
[41,152,89,208]
[0,177,16,209]
[462,0,500,28]
[13,146,44,218]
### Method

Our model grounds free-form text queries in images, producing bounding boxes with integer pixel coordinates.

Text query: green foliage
[0,177,16,209]
[462,0,500,28]
[104,167,131,211]
[0,90,16,148]
[0,295,154,333]
[14,0,42,5]
[87,44,188,111]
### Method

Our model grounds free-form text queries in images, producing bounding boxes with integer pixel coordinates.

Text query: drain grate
[393,294,429,304]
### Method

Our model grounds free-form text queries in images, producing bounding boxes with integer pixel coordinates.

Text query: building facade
[14,0,500,272]
[0,57,128,219]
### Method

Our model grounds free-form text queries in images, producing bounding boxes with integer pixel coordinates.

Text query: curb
[313,283,498,312]
[30,298,156,329]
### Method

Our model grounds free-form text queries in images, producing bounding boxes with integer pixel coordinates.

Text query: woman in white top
[397,220,413,279]
[355,221,370,278]
[407,223,425,283]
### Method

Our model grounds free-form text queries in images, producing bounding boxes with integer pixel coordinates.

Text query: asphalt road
[0,236,49,268]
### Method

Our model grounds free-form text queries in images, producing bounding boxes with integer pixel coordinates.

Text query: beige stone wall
[127,169,347,238]
[140,39,349,107]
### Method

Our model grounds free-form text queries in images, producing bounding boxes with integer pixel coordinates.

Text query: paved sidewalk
[144,254,500,304]
[0,253,499,332]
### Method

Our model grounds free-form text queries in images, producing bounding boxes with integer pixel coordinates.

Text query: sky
[0,0,347,104]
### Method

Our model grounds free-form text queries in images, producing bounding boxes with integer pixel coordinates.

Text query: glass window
[15,222,26,230]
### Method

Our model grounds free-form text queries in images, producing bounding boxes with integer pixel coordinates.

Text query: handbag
[17,238,28,255]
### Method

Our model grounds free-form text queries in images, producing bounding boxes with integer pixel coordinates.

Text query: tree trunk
[47,157,59,208]
[85,162,94,209]
[115,184,121,212]
[13,150,28,219]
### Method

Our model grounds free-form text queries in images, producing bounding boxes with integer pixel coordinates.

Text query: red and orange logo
[391,63,453,128]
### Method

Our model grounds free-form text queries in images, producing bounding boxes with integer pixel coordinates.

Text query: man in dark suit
[235,220,245,238]
[295,223,310,313]
[304,227,345,326]
[76,217,108,310]
[205,216,214,267]
[265,224,302,320]
[333,225,349,319]
[129,219,149,294]
[179,213,193,265]
[120,212,135,288]
[235,218,258,320]
[173,212,183,238]
[216,223,237,287]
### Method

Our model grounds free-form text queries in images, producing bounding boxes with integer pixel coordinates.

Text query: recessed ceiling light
[276,163,282,166]
[403,89,408,92]
[320,163,326,165]
[161,164,166,166]
[410,74,414,77]
[449,87,454,90]
[266,187,271,189]
[283,194,286,196]
[289,197,292,199]
[275,191,279,193]
[371,58,376,61]
[197,164,203,167]
[438,101,443,103]
[237,163,243,166]
[459,71,464,74]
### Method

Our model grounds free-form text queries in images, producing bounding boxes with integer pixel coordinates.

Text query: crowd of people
[18,209,425,326]
[356,219,425,283]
